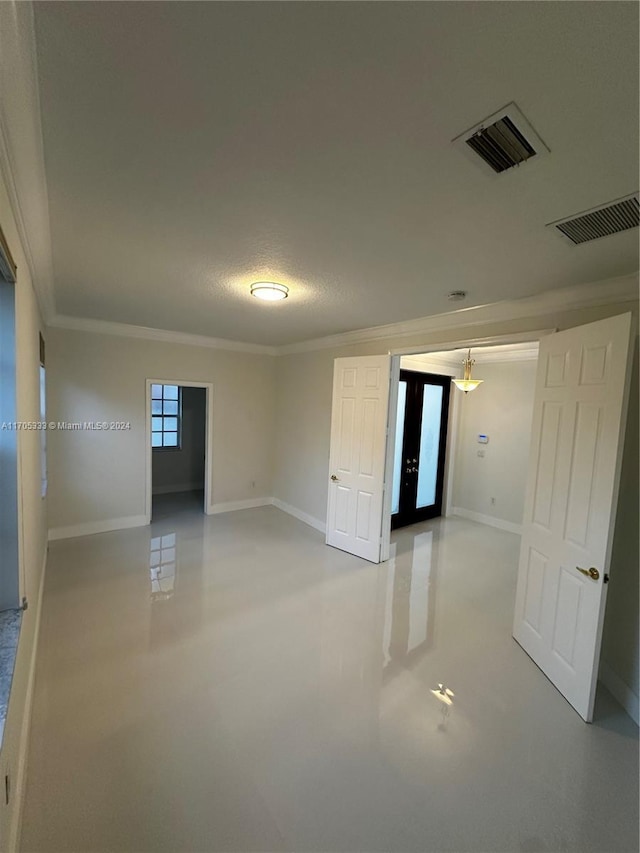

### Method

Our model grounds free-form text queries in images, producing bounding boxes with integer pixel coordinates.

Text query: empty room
[0,2,638,852]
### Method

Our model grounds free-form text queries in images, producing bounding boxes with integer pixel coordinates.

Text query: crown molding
[277,273,639,355]
[401,354,461,372]
[401,343,539,372]
[47,271,637,359]
[48,313,278,356]
[472,345,539,364]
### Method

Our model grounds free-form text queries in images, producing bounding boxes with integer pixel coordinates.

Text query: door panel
[513,313,634,721]
[326,356,391,563]
[392,371,450,530]
[416,384,444,508]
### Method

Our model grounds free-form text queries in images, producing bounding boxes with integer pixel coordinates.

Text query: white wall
[451,360,537,530]
[152,385,206,494]
[0,142,48,853]
[47,329,276,536]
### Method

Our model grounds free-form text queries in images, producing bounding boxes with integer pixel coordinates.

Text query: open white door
[513,313,634,721]
[326,355,391,563]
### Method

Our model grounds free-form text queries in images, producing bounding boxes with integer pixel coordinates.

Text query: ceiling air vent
[452,103,549,176]
[548,194,639,245]
[466,116,535,173]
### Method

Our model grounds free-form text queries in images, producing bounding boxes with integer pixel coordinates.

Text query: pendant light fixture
[452,349,483,394]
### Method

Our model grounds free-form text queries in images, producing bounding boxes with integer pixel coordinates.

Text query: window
[151,384,181,449]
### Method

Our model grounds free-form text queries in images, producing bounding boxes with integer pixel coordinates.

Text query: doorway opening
[387,338,540,538]
[382,333,547,555]
[145,380,214,523]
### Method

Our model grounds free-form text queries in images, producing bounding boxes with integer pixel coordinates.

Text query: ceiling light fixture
[250,281,289,301]
[452,349,483,394]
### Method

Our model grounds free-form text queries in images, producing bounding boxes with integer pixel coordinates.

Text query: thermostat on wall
[477,434,489,444]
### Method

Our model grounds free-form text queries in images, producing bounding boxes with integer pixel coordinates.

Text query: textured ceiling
[34,1,639,346]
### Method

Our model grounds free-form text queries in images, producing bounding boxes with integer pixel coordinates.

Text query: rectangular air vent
[466,116,536,173]
[548,195,639,245]
[452,103,549,177]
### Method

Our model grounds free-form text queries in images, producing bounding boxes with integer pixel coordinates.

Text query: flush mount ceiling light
[452,349,483,394]
[250,281,289,301]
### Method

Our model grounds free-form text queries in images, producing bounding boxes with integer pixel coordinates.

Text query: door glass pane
[416,384,443,509]
[391,382,407,515]
[164,385,179,400]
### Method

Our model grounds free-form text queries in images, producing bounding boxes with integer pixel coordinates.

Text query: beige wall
[273,300,640,717]
[0,163,48,848]
[47,329,276,533]
[452,360,537,527]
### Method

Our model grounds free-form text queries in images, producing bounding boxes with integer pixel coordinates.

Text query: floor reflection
[383,529,438,678]
[23,509,639,853]
[149,533,177,600]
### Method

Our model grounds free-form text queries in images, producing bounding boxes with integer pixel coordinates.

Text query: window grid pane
[151,385,182,450]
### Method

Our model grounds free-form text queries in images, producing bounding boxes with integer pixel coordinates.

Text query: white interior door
[326,356,391,563]
[513,313,634,721]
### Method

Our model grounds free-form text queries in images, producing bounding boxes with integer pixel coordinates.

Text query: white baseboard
[152,482,203,496]
[207,497,273,515]
[599,660,639,726]
[451,507,522,535]
[8,548,47,852]
[272,498,326,534]
[48,514,148,541]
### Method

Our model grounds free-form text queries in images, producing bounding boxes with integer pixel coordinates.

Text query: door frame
[145,378,214,523]
[381,329,555,561]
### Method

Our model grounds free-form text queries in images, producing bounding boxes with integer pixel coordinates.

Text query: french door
[326,355,391,563]
[391,370,451,530]
[512,313,634,721]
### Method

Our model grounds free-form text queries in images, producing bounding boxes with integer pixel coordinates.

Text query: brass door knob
[330,474,339,482]
[576,566,600,581]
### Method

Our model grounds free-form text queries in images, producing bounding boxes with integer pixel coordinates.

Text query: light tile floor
[21,501,639,852]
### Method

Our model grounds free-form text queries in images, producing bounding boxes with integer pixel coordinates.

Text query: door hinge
[20,597,28,611]
[604,573,609,584]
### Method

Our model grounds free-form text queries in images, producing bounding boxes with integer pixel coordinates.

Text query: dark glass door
[391,370,451,530]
